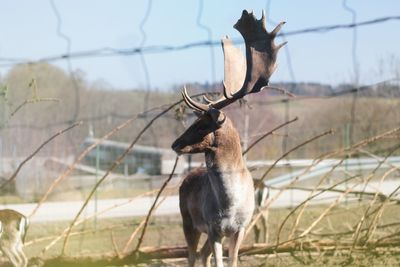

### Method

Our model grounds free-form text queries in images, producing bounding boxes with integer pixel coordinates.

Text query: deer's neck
[206,119,246,170]
[205,132,245,173]
[204,124,251,210]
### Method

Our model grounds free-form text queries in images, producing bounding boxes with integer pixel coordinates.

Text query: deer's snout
[171,140,183,154]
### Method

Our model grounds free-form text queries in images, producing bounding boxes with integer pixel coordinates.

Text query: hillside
[0,63,399,162]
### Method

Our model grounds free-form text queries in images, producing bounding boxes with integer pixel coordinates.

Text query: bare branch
[38,240,400,266]
[261,85,296,97]
[0,121,82,190]
[41,189,158,255]
[242,117,298,155]
[134,156,179,253]
[255,129,334,188]
[61,102,179,255]
[110,230,123,259]
[29,117,138,218]
[10,97,60,117]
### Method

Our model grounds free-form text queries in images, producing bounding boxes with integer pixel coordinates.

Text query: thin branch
[298,183,359,238]
[276,185,387,200]
[41,189,158,255]
[111,230,123,259]
[249,127,400,245]
[61,101,179,255]
[275,174,360,246]
[29,116,138,218]
[38,240,400,266]
[242,117,298,155]
[261,86,296,97]
[10,97,60,117]
[246,132,335,239]
[303,221,400,238]
[134,156,179,253]
[320,127,400,159]
[122,219,147,255]
[350,144,400,250]
[122,193,171,255]
[255,129,334,188]
[288,157,348,240]
[25,224,127,247]
[0,121,82,190]
[363,169,400,243]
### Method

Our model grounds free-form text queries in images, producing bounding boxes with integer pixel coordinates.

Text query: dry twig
[255,129,334,188]
[61,101,179,255]
[0,121,82,190]
[134,156,179,253]
[243,117,298,156]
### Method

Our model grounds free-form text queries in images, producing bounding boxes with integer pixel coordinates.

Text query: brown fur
[173,112,254,267]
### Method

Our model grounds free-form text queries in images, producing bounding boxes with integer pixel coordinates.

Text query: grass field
[3,200,397,266]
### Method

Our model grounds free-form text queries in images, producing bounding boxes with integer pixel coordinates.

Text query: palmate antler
[183,10,286,112]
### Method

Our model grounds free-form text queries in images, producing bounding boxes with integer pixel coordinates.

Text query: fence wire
[0,1,399,265]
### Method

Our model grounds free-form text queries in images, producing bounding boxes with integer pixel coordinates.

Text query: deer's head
[171,108,226,154]
[172,10,286,155]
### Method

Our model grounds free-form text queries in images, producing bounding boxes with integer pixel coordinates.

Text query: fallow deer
[171,10,286,267]
[0,209,29,267]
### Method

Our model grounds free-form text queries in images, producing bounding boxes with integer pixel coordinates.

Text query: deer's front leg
[1,245,20,267]
[228,228,245,267]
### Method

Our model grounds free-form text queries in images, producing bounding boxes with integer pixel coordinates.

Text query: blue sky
[0,0,399,90]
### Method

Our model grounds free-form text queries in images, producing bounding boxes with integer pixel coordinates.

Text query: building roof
[84,137,173,155]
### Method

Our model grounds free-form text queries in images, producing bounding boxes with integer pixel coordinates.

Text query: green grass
[15,201,400,266]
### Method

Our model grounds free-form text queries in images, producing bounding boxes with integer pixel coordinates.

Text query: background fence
[0,0,399,266]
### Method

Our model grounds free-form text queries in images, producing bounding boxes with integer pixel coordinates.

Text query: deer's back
[0,209,25,225]
[0,209,28,241]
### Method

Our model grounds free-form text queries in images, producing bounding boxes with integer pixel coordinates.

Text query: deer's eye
[197,123,209,132]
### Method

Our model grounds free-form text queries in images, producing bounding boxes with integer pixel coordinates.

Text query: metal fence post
[94,144,100,230]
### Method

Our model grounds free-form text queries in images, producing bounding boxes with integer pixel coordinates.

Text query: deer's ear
[208,108,226,126]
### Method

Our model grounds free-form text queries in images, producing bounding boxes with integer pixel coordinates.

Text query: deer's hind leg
[254,221,261,243]
[199,238,212,267]
[1,244,20,267]
[182,214,201,267]
[261,209,269,243]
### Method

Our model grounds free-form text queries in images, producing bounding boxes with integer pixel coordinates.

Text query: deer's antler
[183,10,286,112]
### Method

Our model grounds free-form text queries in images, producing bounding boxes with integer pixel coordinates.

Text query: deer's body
[180,167,254,238]
[172,10,286,267]
[176,116,254,266]
[0,209,29,267]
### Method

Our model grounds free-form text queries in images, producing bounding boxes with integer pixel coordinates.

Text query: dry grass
[15,201,400,266]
